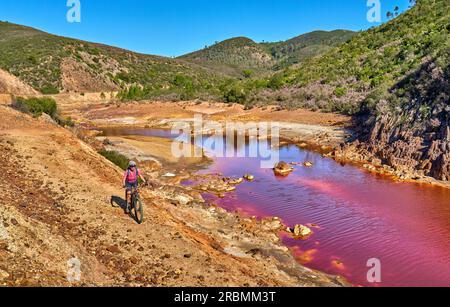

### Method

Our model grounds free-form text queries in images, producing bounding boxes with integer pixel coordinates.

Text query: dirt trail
[0,105,346,287]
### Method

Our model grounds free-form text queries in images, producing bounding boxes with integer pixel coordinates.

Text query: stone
[225,186,236,192]
[39,113,57,125]
[103,138,113,146]
[289,224,313,239]
[243,174,254,182]
[0,269,9,280]
[106,245,120,254]
[228,178,244,185]
[162,173,176,178]
[303,162,314,167]
[263,218,284,231]
[273,161,294,176]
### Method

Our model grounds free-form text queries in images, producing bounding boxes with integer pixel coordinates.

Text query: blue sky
[0,0,412,57]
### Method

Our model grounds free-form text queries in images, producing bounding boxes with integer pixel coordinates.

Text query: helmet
[128,161,137,168]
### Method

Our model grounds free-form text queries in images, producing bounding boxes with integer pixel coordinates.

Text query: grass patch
[99,150,130,170]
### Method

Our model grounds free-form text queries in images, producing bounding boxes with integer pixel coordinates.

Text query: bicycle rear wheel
[133,196,144,224]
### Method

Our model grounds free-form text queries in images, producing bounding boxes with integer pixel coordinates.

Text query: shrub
[242,69,253,78]
[334,87,347,97]
[12,96,77,127]
[99,150,130,170]
[117,85,146,100]
[57,116,75,127]
[267,74,284,90]
[223,85,247,104]
[13,97,58,118]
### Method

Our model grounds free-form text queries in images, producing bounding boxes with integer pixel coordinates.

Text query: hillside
[0,21,227,100]
[248,0,449,181]
[180,37,275,76]
[262,30,356,70]
[179,31,355,77]
[0,68,39,95]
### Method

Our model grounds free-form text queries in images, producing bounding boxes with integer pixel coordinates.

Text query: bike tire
[134,196,144,224]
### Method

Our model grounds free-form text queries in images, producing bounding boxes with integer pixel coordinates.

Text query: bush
[223,85,247,104]
[334,87,347,97]
[242,69,253,78]
[117,85,147,101]
[99,150,130,170]
[57,116,75,127]
[12,96,77,127]
[267,74,285,90]
[13,97,58,118]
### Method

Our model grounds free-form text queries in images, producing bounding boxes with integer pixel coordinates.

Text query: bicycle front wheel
[133,197,144,224]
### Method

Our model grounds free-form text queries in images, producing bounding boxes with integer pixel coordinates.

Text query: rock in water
[273,161,294,176]
[304,162,314,167]
[243,174,254,182]
[292,224,313,239]
[228,178,244,185]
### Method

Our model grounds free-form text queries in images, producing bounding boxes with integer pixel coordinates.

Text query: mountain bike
[129,186,144,224]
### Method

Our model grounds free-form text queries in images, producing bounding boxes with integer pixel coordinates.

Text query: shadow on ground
[111,195,145,224]
[111,196,127,211]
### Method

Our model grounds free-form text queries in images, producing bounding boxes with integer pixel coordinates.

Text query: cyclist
[123,161,146,213]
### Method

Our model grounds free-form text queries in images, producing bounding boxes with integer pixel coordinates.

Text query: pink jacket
[124,169,141,183]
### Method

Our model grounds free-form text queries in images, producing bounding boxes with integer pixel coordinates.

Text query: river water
[104,128,450,287]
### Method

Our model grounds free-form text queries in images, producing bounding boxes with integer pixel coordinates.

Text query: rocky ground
[0,105,347,287]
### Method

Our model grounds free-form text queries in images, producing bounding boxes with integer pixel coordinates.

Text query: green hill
[0,21,227,100]
[262,30,356,70]
[179,37,275,77]
[179,31,355,77]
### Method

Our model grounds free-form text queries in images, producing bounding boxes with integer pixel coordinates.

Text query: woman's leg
[125,188,131,212]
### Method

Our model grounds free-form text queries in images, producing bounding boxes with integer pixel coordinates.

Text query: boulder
[273,161,294,176]
[39,113,57,125]
[229,178,244,185]
[287,224,313,240]
[243,174,255,182]
[262,217,284,231]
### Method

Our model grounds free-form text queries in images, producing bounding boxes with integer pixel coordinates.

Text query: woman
[123,161,146,213]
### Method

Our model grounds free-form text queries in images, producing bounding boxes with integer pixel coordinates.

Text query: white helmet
[129,161,137,168]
